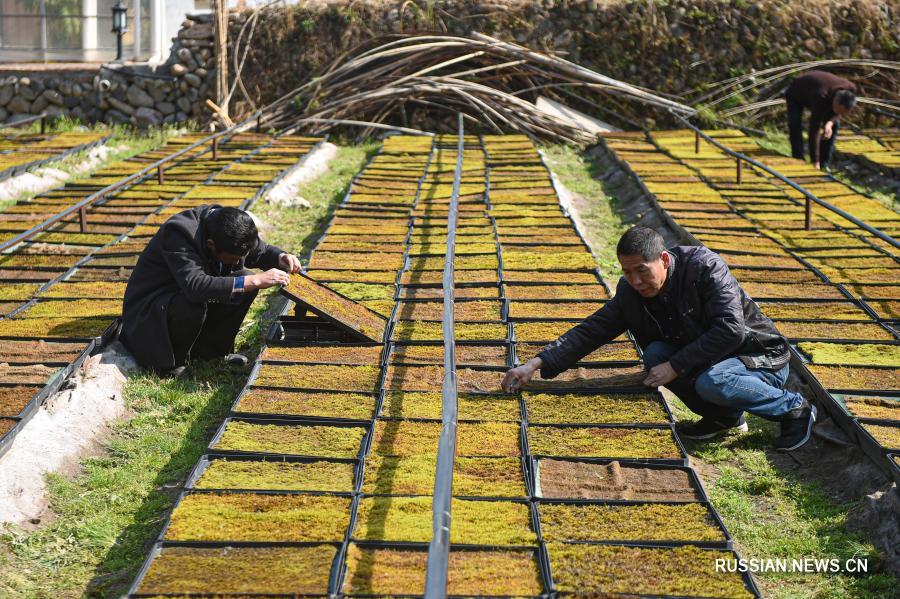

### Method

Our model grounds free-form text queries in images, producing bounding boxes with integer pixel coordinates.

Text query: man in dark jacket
[121,205,300,376]
[785,70,857,170]
[501,227,816,451]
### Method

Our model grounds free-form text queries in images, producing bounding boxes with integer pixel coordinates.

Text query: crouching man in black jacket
[501,227,816,451]
[121,205,301,378]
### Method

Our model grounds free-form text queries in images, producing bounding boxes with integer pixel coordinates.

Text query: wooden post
[805,197,812,230]
[694,130,700,154]
[213,0,229,124]
[79,205,87,233]
[212,136,218,159]
[736,158,742,184]
[157,165,165,184]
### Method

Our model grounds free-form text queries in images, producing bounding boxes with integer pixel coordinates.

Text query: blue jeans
[642,341,804,422]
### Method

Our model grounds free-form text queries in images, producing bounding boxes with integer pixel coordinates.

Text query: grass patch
[539,144,630,275]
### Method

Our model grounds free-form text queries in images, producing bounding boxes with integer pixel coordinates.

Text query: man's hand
[278,252,302,274]
[823,121,834,140]
[246,268,291,291]
[813,161,820,169]
[501,357,543,393]
[643,361,678,388]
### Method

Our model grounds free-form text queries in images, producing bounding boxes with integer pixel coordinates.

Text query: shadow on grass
[83,362,243,598]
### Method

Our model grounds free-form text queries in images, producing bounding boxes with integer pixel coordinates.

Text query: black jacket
[121,204,284,370]
[785,70,856,164]
[537,246,789,380]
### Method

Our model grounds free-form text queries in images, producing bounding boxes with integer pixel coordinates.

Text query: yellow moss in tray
[213,421,365,458]
[138,545,335,595]
[757,301,869,321]
[394,300,502,321]
[234,389,375,420]
[326,282,395,301]
[528,426,681,459]
[524,392,668,424]
[775,321,895,341]
[254,363,381,392]
[508,300,604,320]
[0,316,113,338]
[504,284,609,300]
[23,299,120,318]
[807,365,900,391]
[283,273,386,341]
[342,545,542,595]
[39,281,127,298]
[391,321,507,341]
[457,421,521,457]
[164,492,350,542]
[548,543,752,597]
[381,391,519,421]
[371,420,440,456]
[540,502,723,542]
[862,423,900,449]
[262,345,382,365]
[193,459,355,492]
[799,342,900,367]
[843,396,899,421]
[514,321,578,342]
[353,497,535,545]
[390,343,507,366]
[0,283,40,301]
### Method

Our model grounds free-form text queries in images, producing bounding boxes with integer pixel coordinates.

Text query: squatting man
[502,227,816,451]
[121,205,300,378]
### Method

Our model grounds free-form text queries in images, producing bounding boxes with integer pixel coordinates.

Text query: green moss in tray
[843,396,899,421]
[757,301,869,321]
[775,321,895,341]
[213,421,365,458]
[517,341,639,364]
[353,497,536,545]
[262,344,382,365]
[23,299,120,318]
[524,392,668,425]
[862,423,900,449]
[164,492,350,542]
[514,321,578,342]
[504,284,608,300]
[528,426,681,459]
[371,420,440,456]
[548,543,751,597]
[254,363,381,392]
[193,459,355,492]
[326,282,395,301]
[362,455,524,497]
[342,545,542,595]
[381,391,518,421]
[235,388,375,420]
[137,545,335,595]
[807,365,899,391]
[509,300,604,320]
[799,342,900,367]
[391,321,507,341]
[390,344,507,366]
[539,502,723,543]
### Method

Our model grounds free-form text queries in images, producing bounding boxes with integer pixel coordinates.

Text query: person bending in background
[785,70,857,170]
[121,206,301,378]
[501,227,817,452]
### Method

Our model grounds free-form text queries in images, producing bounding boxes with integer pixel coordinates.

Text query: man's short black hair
[206,207,257,255]
[616,226,666,261]
[835,89,857,110]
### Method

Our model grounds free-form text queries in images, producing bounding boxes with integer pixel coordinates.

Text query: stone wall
[0,14,215,127]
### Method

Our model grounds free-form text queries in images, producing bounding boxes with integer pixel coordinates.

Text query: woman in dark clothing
[121,205,300,377]
[785,70,857,170]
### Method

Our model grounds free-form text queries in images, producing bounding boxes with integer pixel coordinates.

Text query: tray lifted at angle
[280,272,387,343]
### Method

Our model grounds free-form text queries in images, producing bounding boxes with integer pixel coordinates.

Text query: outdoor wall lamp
[111,1,129,62]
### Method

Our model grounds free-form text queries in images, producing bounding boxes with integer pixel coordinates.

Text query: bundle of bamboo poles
[249,33,696,144]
